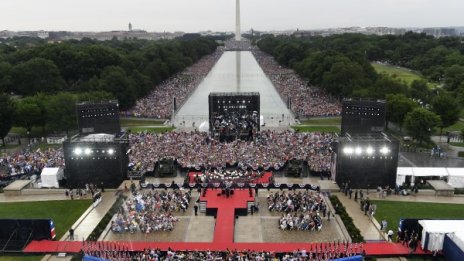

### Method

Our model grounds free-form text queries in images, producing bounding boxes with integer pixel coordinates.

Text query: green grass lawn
[372,63,437,88]
[127,126,175,133]
[450,142,464,147]
[373,200,464,233]
[442,120,464,133]
[291,126,340,133]
[0,255,44,261]
[0,200,91,239]
[299,117,341,125]
[120,118,164,127]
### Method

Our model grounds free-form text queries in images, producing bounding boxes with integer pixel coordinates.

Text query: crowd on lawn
[253,50,341,118]
[84,243,364,261]
[0,148,64,178]
[124,49,223,119]
[128,130,334,173]
[267,191,326,231]
[111,190,190,233]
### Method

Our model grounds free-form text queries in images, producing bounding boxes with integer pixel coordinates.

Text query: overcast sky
[1,0,463,32]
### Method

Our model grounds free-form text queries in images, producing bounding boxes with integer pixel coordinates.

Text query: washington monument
[235,0,241,41]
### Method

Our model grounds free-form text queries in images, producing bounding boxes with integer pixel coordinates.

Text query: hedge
[329,195,364,243]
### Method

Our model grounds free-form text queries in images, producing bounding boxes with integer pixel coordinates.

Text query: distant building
[128,22,132,32]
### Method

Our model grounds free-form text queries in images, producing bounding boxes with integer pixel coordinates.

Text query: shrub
[329,195,364,243]
[458,151,464,158]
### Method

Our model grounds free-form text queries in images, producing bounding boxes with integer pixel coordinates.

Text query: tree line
[0,36,218,145]
[257,32,463,144]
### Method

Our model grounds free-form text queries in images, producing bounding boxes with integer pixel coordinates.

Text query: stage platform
[3,180,32,196]
[188,171,272,184]
[427,180,454,196]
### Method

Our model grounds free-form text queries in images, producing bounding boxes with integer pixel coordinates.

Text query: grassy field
[0,255,44,261]
[120,118,165,126]
[372,200,464,233]
[291,126,340,133]
[299,117,341,125]
[372,63,437,88]
[442,120,464,133]
[127,126,175,133]
[0,200,91,239]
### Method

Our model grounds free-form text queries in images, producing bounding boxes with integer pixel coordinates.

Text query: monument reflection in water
[174,51,294,128]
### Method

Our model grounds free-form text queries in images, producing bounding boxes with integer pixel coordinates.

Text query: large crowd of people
[128,130,334,174]
[253,50,341,118]
[111,190,190,233]
[124,49,224,119]
[0,148,64,178]
[268,191,326,231]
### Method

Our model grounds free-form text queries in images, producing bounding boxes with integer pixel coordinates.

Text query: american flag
[49,220,56,239]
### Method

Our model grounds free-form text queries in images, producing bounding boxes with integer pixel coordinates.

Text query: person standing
[69,228,74,241]
[194,201,199,216]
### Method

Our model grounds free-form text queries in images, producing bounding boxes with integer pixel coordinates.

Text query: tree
[46,93,77,134]
[386,94,418,130]
[10,58,65,95]
[15,97,43,138]
[444,65,464,91]
[99,66,136,110]
[410,80,431,103]
[0,93,15,146]
[404,108,441,145]
[431,94,460,136]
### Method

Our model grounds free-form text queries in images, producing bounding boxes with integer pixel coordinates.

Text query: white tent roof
[413,167,449,177]
[397,167,414,176]
[397,167,454,177]
[419,220,464,233]
[447,168,464,177]
[41,167,61,176]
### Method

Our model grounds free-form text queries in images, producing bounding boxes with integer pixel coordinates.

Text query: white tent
[413,167,448,177]
[419,220,464,251]
[396,167,414,186]
[40,167,63,188]
[198,121,209,133]
[447,168,464,188]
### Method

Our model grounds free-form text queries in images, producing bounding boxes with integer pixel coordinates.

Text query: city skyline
[1,0,464,32]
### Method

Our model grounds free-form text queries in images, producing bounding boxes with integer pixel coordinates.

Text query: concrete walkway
[334,192,385,241]
[61,191,117,241]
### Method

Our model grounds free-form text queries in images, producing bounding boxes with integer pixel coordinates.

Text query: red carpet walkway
[200,189,255,243]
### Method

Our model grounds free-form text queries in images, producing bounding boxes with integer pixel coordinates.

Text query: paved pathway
[335,192,385,241]
[61,191,117,241]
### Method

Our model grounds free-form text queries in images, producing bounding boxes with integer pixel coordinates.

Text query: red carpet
[188,171,272,184]
[200,189,255,243]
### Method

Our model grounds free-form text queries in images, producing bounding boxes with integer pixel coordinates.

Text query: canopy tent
[396,167,464,188]
[198,121,209,133]
[419,220,464,251]
[40,167,63,188]
[447,168,464,188]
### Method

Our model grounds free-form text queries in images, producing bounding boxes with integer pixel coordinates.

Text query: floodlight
[343,147,353,155]
[84,148,92,155]
[366,146,374,155]
[355,147,362,155]
[74,148,82,155]
[380,146,390,155]
[108,148,115,155]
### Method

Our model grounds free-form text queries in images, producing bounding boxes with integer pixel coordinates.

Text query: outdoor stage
[188,171,273,184]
